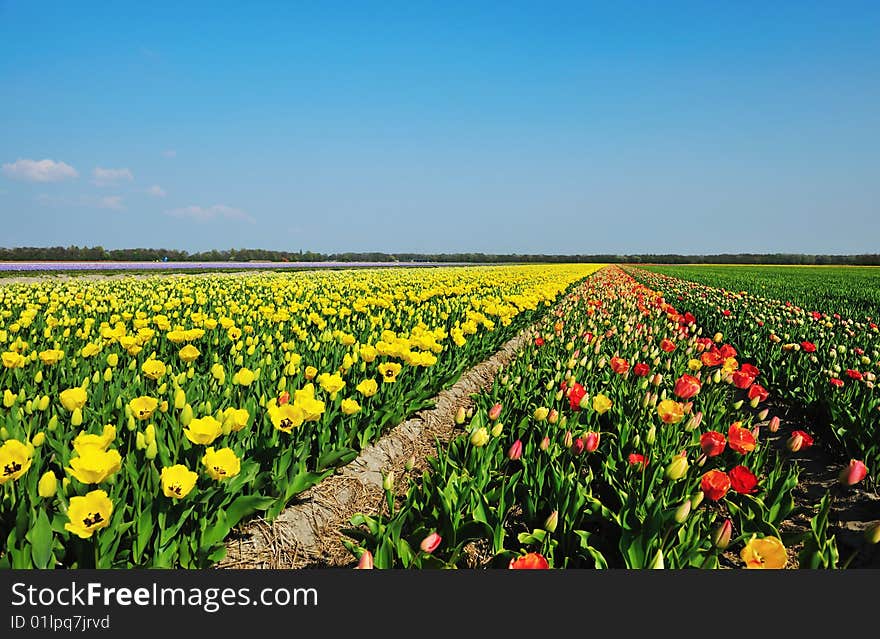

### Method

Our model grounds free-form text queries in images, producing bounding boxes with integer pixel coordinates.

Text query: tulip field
[1,263,877,570]
[343,265,879,569]
[0,264,596,568]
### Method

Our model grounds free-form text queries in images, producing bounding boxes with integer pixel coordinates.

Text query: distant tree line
[1,246,879,265]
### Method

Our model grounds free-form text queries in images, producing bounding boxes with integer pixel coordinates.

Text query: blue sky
[1,1,878,255]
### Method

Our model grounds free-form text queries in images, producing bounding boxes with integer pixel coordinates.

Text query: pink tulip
[768,416,780,432]
[508,439,523,461]
[838,460,868,486]
[583,431,600,453]
[420,532,442,554]
[488,403,502,421]
[355,550,374,569]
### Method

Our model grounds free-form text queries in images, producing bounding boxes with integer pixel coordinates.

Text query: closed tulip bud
[539,436,550,451]
[420,532,442,554]
[174,388,186,410]
[713,370,722,383]
[34,370,43,384]
[787,432,806,452]
[38,395,50,411]
[31,432,45,447]
[555,389,564,401]
[583,431,600,453]
[690,490,704,510]
[355,549,374,569]
[145,440,158,460]
[491,422,504,437]
[0,427,7,440]
[533,406,549,422]
[646,425,656,446]
[382,471,394,492]
[563,430,573,448]
[488,403,502,421]
[757,408,769,421]
[649,549,665,569]
[768,415,780,432]
[732,399,744,410]
[71,407,83,426]
[712,518,733,550]
[865,522,880,544]
[127,414,136,431]
[145,423,156,446]
[838,460,868,486]
[665,453,689,480]
[508,439,523,460]
[38,470,57,498]
[47,415,58,431]
[674,500,691,524]
[651,373,663,387]
[454,407,466,425]
[571,437,585,455]
[135,431,146,450]
[548,409,559,424]
[544,510,559,533]
[404,455,415,472]
[181,404,194,426]
[559,415,568,427]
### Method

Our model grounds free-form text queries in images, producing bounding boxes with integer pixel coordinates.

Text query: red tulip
[700,431,726,457]
[610,357,629,375]
[728,422,756,454]
[633,362,650,377]
[800,341,816,353]
[701,351,723,367]
[701,469,731,501]
[728,465,759,494]
[846,369,863,381]
[740,363,760,378]
[571,437,585,455]
[829,377,844,387]
[838,460,868,486]
[568,383,587,411]
[731,370,755,390]
[660,338,676,353]
[719,344,737,359]
[673,374,702,400]
[509,552,550,569]
[534,337,545,347]
[747,384,769,403]
[628,453,648,469]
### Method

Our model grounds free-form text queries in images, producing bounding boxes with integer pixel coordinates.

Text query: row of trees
[1,246,879,265]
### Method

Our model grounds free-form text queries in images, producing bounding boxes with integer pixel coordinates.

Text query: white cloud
[162,150,177,158]
[36,193,124,211]
[93,167,134,186]
[165,204,254,223]
[2,158,78,182]
[98,195,124,211]
[147,185,166,197]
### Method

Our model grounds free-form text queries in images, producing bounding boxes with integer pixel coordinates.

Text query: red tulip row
[343,266,876,568]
